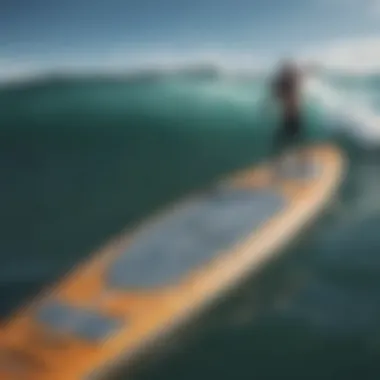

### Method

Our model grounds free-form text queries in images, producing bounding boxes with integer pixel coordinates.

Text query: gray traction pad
[275,157,321,180]
[106,187,286,289]
[35,301,123,342]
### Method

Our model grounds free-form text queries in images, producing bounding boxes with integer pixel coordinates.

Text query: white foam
[304,78,380,145]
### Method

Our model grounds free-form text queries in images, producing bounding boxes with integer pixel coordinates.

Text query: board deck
[0,144,345,380]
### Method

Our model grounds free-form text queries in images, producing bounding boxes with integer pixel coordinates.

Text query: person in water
[271,60,306,177]
[272,60,302,150]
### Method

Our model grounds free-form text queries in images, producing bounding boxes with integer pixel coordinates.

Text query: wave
[305,77,380,145]
[1,66,380,154]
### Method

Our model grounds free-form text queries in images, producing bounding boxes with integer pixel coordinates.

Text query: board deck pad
[107,188,286,289]
[275,156,320,180]
[36,301,123,342]
[0,144,345,380]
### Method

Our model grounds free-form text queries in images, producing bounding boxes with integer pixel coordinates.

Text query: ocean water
[1,70,380,379]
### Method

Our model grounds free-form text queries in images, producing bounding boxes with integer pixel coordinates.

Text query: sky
[1,0,380,80]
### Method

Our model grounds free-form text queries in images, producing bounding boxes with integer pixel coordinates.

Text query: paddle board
[0,143,345,380]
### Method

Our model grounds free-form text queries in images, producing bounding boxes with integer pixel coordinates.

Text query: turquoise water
[1,72,380,379]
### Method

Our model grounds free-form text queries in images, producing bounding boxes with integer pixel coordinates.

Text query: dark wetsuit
[272,69,302,149]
